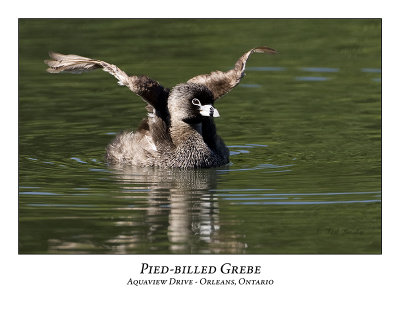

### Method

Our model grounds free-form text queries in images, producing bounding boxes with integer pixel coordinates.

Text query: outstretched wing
[44,52,169,111]
[187,46,277,101]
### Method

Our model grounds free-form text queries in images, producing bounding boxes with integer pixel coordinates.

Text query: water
[19,19,381,254]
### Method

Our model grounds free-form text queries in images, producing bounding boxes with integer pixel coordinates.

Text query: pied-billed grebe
[45,46,277,168]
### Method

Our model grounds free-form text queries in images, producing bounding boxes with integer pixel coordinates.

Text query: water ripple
[216,191,381,197]
[228,144,268,156]
[361,68,381,73]
[214,189,381,206]
[300,67,339,72]
[238,200,381,205]
[19,191,60,196]
[247,66,286,71]
[239,84,261,88]
[295,76,331,81]
[71,157,87,164]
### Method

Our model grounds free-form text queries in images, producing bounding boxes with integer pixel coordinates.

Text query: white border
[3,1,398,308]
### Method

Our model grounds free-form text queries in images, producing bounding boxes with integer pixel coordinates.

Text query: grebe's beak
[199,105,220,118]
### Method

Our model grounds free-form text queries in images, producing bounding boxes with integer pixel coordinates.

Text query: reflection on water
[19,19,381,254]
[112,167,222,253]
[34,165,248,254]
[19,148,381,254]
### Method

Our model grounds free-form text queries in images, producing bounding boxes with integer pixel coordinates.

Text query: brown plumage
[44,46,277,168]
[187,46,277,100]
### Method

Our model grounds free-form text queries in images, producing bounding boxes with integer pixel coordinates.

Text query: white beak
[199,105,220,118]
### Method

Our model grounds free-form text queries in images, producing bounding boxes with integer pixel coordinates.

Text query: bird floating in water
[45,46,277,168]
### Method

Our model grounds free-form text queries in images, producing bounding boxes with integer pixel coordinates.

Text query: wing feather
[44,51,169,110]
[187,46,277,100]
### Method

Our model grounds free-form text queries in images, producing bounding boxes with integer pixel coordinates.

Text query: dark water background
[19,19,381,254]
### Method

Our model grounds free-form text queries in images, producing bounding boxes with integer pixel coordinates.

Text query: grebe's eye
[192,98,201,106]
